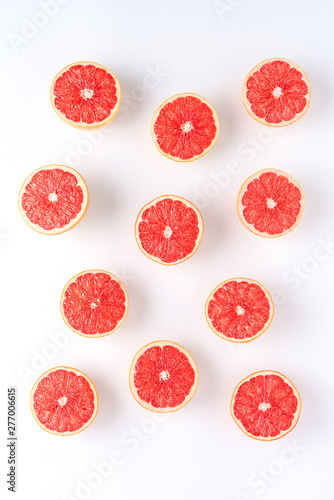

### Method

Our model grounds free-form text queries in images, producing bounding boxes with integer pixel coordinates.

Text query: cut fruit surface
[237,169,304,237]
[135,195,203,265]
[151,93,219,161]
[60,270,128,337]
[31,367,98,435]
[19,165,88,235]
[231,371,301,440]
[242,58,311,126]
[129,341,198,412]
[205,278,274,342]
[51,61,121,128]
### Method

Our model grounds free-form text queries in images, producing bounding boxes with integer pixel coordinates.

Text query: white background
[1,0,334,499]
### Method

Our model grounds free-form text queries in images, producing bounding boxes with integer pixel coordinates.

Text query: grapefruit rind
[30,366,98,436]
[134,195,204,265]
[205,278,274,343]
[242,57,311,127]
[18,165,89,235]
[60,269,129,338]
[230,370,302,441]
[50,61,121,129]
[151,93,220,162]
[237,168,305,238]
[129,340,199,413]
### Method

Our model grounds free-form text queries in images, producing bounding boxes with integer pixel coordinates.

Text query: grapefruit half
[31,366,98,435]
[242,57,311,126]
[60,270,128,337]
[205,278,274,342]
[135,195,203,265]
[129,341,199,413]
[151,93,219,161]
[237,169,305,237]
[231,370,301,441]
[51,61,121,128]
[18,165,89,235]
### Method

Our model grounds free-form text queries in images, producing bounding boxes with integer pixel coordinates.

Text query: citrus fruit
[60,270,128,337]
[242,57,311,126]
[205,278,274,342]
[231,370,301,441]
[31,366,98,435]
[135,195,203,265]
[18,165,89,235]
[237,169,304,237]
[51,61,121,128]
[129,341,199,413]
[151,93,219,161]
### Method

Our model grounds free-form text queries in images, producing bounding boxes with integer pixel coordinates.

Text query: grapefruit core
[205,278,274,342]
[129,341,199,412]
[18,165,89,235]
[231,370,301,440]
[51,61,121,128]
[151,93,219,161]
[135,195,204,265]
[242,58,311,126]
[237,169,305,237]
[30,366,98,435]
[60,270,128,337]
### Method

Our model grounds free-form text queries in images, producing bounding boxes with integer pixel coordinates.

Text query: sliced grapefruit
[18,165,89,235]
[31,366,98,435]
[231,370,301,441]
[151,93,219,161]
[60,270,128,337]
[242,57,311,126]
[129,341,198,412]
[205,278,274,342]
[51,61,121,128]
[135,195,203,265]
[237,169,304,237]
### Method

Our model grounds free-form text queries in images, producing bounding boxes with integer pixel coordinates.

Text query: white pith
[236,305,245,316]
[81,88,94,99]
[258,402,271,411]
[58,396,68,407]
[266,198,277,209]
[19,165,89,235]
[163,226,173,238]
[181,121,193,133]
[135,195,204,266]
[237,169,305,238]
[231,370,302,441]
[129,340,199,413]
[242,57,311,127]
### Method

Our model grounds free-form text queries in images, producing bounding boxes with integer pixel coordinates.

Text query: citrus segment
[242,58,311,126]
[205,278,273,342]
[31,367,98,435]
[231,371,301,440]
[129,341,198,412]
[237,169,304,237]
[135,195,203,265]
[60,270,128,337]
[51,62,121,128]
[151,93,219,161]
[19,165,88,235]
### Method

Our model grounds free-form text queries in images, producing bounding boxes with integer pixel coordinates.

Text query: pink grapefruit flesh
[135,195,203,265]
[129,341,199,412]
[205,278,274,342]
[51,61,121,128]
[237,169,304,237]
[242,58,311,126]
[231,370,301,440]
[31,367,98,435]
[60,270,128,337]
[18,165,88,235]
[151,93,219,161]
